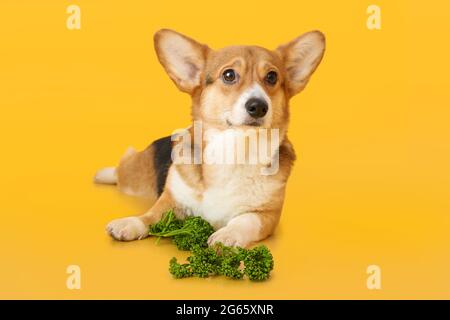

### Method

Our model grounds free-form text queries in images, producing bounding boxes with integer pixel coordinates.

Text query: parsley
[150,210,274,281]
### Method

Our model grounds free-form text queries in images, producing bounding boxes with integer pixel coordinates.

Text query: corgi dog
[95,29,325,247]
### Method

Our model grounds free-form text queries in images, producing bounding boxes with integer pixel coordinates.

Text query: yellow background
[0,0,449,299]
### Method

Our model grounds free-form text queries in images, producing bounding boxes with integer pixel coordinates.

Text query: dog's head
[154,29,325,132]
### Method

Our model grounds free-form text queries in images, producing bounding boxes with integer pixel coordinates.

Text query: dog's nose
[245,98,268,119]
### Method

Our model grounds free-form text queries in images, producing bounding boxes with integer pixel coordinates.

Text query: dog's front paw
[208,227,249,248]
[106,217,148,241]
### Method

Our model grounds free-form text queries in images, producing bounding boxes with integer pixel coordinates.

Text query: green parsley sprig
[150,210,274,281]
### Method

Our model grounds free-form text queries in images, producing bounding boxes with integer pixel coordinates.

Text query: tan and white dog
[95,29,325,248]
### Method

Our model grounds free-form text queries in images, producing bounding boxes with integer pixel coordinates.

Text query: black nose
[245,98,268,119]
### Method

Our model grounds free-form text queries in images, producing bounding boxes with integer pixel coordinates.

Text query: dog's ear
[276,31,325,97]
[154,29,210,94]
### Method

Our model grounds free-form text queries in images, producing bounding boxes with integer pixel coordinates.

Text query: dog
[95,29,325,247]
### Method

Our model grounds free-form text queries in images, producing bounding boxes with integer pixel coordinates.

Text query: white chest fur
[168,164,284,229]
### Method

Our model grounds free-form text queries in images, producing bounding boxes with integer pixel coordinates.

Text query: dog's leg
[94,167,117,184]
[94,147,137,185]
[106,190,178,241]
[207,212,280,248]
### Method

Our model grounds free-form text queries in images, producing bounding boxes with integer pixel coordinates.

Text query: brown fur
[116,147,158,201]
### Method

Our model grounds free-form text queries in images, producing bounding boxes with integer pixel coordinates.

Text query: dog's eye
[222,69,237,84]
[265,71,278,86]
